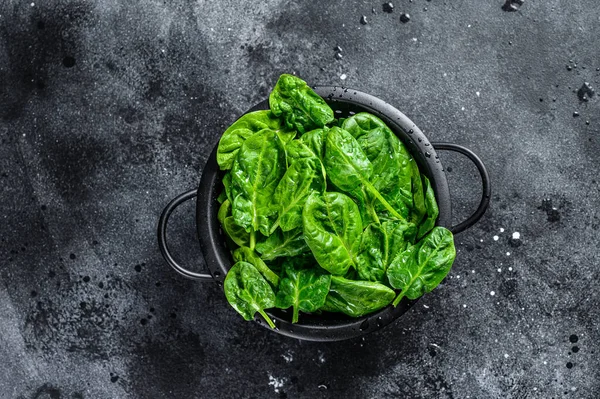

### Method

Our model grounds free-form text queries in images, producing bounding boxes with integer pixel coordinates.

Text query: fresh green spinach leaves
[215,74,456,327]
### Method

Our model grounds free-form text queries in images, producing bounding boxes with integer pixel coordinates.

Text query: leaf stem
[292,306,299,324]
[392,291,405,307]
[364,180,405,222]
[368,203,381,225]
[250,229,256,251]
[258,309,276,329]
[269,219,280,236]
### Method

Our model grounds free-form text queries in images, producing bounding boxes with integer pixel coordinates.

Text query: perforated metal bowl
[158,86,490,341]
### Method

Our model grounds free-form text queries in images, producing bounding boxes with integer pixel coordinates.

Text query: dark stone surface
[1,0,599,397]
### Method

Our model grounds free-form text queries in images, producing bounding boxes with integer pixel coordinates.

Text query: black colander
[158,86,491,341]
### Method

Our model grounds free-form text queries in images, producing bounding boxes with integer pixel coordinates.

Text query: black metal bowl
[158,86,491,341]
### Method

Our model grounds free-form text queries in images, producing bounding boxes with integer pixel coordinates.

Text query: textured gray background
[1,0,599,398]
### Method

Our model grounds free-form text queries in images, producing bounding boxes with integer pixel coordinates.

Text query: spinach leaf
[217,199,232,226]
[231,129,286,237]
[342,113,412,219]
[269,74,334,134]
[222,172,233,203]
[217,199,250,247]
[232,246,280,287]
[255,228,309,261]
[356,221,417,283]
[387,227,456,306]
[417,176,439,239]
[299,128,326,160]
[224,261,276,328]
[348,185,380,226]
[273,156,325,232]
[223,217,251,248]
[302,191,363,275]
[217,110,293,170]
[275,260,331,323]
[324,127,406,221]
[322,276,395,317]
[410,164,426,224]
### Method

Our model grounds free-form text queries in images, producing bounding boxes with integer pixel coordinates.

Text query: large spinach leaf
[342,113,413,219]
[224,261,276,328]
[273,156,325,232]
[321,276,395,317]
[275,260,331,323]
[302,191,362,275]
[417,176,439,239]
[217,110,293,170]
[255,228,308,261]
[387,227,456,306]
[269,74,334,134]
[232,246,280,287]
[231,129,286,237]
[324,127,406,221]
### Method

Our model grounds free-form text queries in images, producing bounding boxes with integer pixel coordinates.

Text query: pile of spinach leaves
[216,74,456,327]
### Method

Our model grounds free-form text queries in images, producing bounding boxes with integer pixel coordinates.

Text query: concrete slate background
[1,0,599,397]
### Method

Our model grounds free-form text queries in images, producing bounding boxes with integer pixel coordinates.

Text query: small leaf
[217,110,292,170]
[269,74,334,134]
[275,260,331,323]
[224,261,276,328]
[387,227,456,306]
[322,276,395,317]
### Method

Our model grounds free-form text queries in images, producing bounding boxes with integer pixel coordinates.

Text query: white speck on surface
[268,374,285,393]
[318,351,326,364]
[463,304,467,308]
[497,268,502,273]
[504,354,509,359]
[533,387,538,391]
[472,270,475,273]
[490,291,496,296]
[506,252,511,256]
[476,91,480,97]
[480,239,483,242]
[544,361,547,365]
[281,350,294,363]
[512,231,521,239]
[461,107,465,111]
[423,304,430,309]
[31,2,35,6]
[467,24,471,28]
[456,275,460,279]
[340,73,347,80]
[412,37,417,42]
[493,235,499,241]
[443,72,447,77]
[500,228,505,232]
[508,267,513,271]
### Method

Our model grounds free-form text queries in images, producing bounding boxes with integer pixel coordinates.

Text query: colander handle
[431,143,491,234]
[158,189,213,281]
